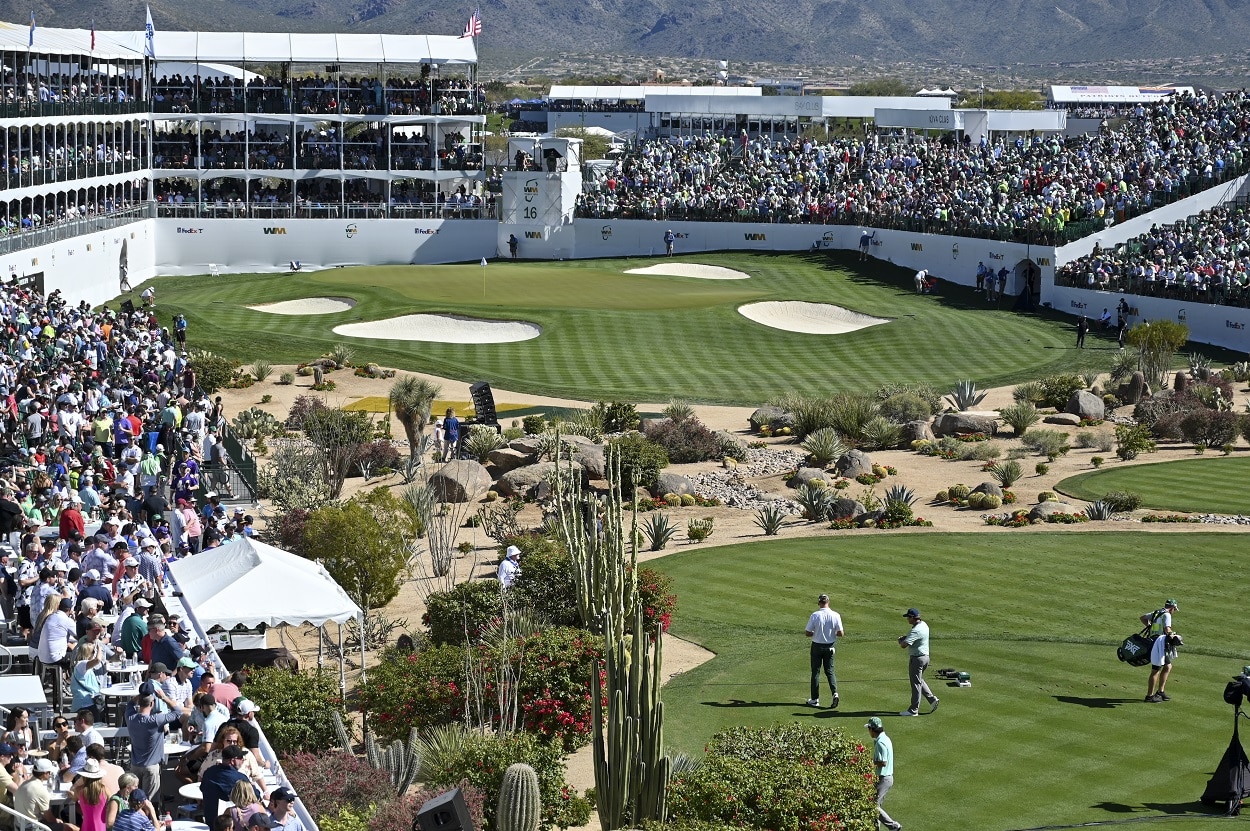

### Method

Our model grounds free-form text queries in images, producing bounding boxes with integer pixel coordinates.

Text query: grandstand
[1,18,1249,348]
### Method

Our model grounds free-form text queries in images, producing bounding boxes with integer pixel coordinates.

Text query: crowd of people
[577,91,1250,244]
[152,178,493,219]
[1,188,148,245]
[3,124,147,191]
[0,281,310,829]
[1056,202,1250,306]
[2,70,142,110]
[153,72,485,117]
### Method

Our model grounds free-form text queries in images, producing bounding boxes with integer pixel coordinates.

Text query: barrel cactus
[497,763,541,831]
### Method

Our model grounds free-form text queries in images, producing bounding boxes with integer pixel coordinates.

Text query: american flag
[460,8,482,38]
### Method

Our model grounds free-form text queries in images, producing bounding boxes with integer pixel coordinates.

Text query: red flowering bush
[357,644,467,740]
[368,781,487,831]
[637,566,677,635]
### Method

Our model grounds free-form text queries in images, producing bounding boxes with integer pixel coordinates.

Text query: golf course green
[1058,456,1250,516]
[654,532,1247,831]
[152,252,1099,405]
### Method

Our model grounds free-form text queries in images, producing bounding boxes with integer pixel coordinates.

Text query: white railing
[0,800,52,831]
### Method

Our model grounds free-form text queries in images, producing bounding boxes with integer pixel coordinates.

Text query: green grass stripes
[1056,456,1250,515]
[151,251,1112,405]
[653,532,1246,831]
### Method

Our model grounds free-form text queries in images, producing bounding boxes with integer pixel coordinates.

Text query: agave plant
[1084,500,1113,520]
[794,483,832,521]
[945,380,988,411]
[642,513,678,551]
[801,427,846,468]
[1188,351,1212,381]
[882,484,918,509]
[753,503,786,536]
[988,460,1023,488]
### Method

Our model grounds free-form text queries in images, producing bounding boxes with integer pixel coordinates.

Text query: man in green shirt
[866,717,902,831]
[898,607,939,716]
[120,599,152,658]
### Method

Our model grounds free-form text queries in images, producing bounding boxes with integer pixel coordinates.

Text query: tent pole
[317,624,324,670]
[338,623,346,700]
[359,611,367,682]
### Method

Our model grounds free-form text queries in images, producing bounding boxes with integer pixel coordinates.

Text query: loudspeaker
[120,299,136,315]
[468,381,498,425]
[415,788,474,831]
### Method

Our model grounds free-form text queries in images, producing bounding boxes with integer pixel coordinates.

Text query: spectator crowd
[577,91,1250,244]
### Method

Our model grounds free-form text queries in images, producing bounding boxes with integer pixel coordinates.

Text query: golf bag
[1117,624,1154,667]
[1200,716,1250,815]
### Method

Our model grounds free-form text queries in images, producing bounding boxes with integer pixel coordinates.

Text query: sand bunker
[738,301,889,334]
[333,314,541,344]
[626,263,750,280]
[248,297,357,315]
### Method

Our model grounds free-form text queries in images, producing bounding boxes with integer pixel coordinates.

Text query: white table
[172,822,210,831]
[0,674,47,707]
[106,662,148,677]
[101,682,140,698]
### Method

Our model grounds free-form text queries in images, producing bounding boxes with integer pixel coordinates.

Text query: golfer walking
[866,717,902,831]
[1142,599,1179,702]
[898,607,938,716]
[804,593,844,708]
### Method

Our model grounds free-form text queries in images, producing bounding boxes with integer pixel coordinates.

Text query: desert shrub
[875,382,943,412]
[277,371,295,385]
[242,666,344,755]
[1243,414,1250,444]
[607,434,669,493]
[507,536,579,627]
[801,427,846,468]
[287,394,329,428]
[353,441,401,477]
[1133,390,1206,431]
[1073,430,1099,449]
[1180,409,1241,448]
[858,416,903,450]
[1038,374,1087,409]
[662,399,696,423]
[718,432,749,462]
[637,565,677,634]
[368,783,487,831]
[1020,429,1071,460]
[878,391,932,424]
[283,750,398,821]
[779,392,878,442]
[644,417,722,463]
[421,728,592,831]
[590,400,639,433]
[1115,424,1157,461]
[463,424,507,462]
[187,348,239,394]
[1012,381,1045,404]
[667,723,876,831]
[522,415,547,435]
[266,508,310,558]
[1102,490,1144,512]
[959,441,1002,462]
[560,409,604,442]
[425,581,503,646]
[997,402,1040,436]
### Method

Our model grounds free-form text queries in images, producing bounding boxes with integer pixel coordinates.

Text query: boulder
[932,412,998,437]
[652,471,695,498]
[1029,501,1077,522]
[716,430,749,461]
[566,442,606,480]
[854,510,885,527]
[829,498,867,520]
[497,461,584,499]
[508,436,544,457]
[1064,390,1105,421]
[486,448,531,474]
[788,467,829,489]
[971,482,1003,499]
[749,406,794,432]
[427,460,491,503]
[638,417,671,433]
[1043,413,1082,426]
[833,449,873,479]
[901,420,935,444]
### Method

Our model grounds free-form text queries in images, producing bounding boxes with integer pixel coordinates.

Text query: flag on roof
[28,12,35,48]
[144,5,156,58]
[460,8,482,38]
[90,19,96,51]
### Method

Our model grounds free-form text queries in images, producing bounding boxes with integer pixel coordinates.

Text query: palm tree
[389,376,441,481]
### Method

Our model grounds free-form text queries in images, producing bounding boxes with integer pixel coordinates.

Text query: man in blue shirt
[148,619,185,670]
[126,689,189,809]
[201,745,260,822]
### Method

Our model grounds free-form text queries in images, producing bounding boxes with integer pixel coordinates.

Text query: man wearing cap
[498,545,521,588]
[136,537,164,592]
[120,598,152,658]
[127,690,189,807]
[78,569,114,615]
[201,745,261,823]
[111,786,158,831]
[114,554,145,602]
[897,608,938,717]
[0,741,24,811]
[164,657,197,716]
[14,757,63,830]
[804,593,844,709]
[58,492,85,541]
[865,717,902,831]
[226,700,269,768]
[268,786,305,831]
[1142,599,1181,702]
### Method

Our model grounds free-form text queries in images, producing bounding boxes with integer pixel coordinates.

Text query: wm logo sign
[910,243,923,251]
[524,231,543,239]
[744,233,767,241]
[263,227,287,235]
[1036,257,1052,266]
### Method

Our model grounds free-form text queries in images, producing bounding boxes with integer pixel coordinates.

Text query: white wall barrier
[1044,284,1250,352]
[155,218,498,275]
[0,219,156,308]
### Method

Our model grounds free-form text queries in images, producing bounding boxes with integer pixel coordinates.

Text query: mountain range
[11,0,1250,76]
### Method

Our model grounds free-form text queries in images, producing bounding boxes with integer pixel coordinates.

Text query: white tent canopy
[168,537,361,631]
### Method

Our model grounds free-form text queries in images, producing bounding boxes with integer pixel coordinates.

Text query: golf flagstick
[481,257,487,297]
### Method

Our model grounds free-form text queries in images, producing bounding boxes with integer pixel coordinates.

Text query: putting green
[1057,456,1250,515]
[152,252,1094,405]
[654,532,1247,831]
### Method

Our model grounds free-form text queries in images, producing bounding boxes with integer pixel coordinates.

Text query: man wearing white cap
[14,757,57,827]
[78,569,113,615]
[497,545,521,588]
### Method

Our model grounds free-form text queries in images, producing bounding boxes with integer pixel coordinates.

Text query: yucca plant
[859,416,903,450]
[1084,500,1113,520]
[663,398,696,423]
[801,427,847,468]
[1012,381,1045,404]
[997,402,1040,436]
[642,513,678,551]
[945,380,988,411]
[463,424,505,462]
[794,482,832,521]
[330,343,355,368]
[1108,348,1141,384]
[250,359,273,382]
[989,460,1023,488]
[753,503,786,536]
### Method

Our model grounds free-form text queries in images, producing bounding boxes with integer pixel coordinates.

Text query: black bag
[1117,623,1154,667]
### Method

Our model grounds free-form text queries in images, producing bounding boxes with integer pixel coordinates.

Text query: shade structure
[168,537,361,631]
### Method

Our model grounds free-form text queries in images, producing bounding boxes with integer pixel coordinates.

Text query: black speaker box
[414,788,475,831]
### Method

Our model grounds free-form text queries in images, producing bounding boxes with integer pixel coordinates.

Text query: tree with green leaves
[1126,319,1189,388]
[390,376,441,481]
[301,489,411,611]
[555,127,611,161]
[848,77,912,96]
[300,407,374,499]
